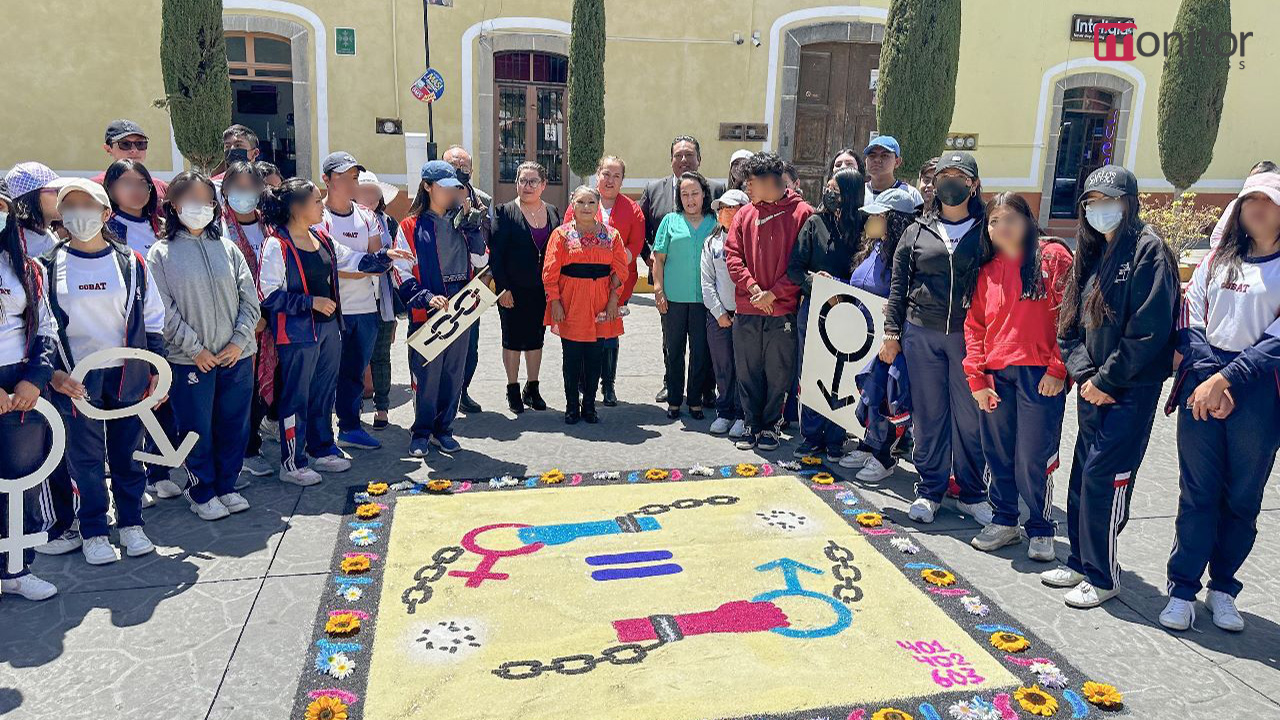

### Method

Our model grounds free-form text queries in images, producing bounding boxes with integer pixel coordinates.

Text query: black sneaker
[734,433,758,451]
[459,393,482,414]
[793,441,824,458]
[827,445,846,460]
[757,430,781,452]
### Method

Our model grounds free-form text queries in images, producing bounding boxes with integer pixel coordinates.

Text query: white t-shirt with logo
[0,251,55,369]
[114,212,160,256]
[1184,249,1280,352]
[317,204,383,315]
[50,246,165,366]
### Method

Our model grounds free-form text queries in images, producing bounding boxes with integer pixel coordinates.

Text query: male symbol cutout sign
[68,347,198,467]
[0,398,64,574]
[799,275,886,430]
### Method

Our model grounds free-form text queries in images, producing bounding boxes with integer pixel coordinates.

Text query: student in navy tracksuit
[147,172,260,521]
[963,193,1073,562]
[1159,172,1280,633]
[391,161,487,458]
[258,179,403,486]
[41,178,166,566]
[1048,165,1179,609]
[787,167,865,460]
[881,151,992,526]
[0,188,60,601]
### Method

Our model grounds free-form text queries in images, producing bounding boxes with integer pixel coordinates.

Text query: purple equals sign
[585,551,683,581]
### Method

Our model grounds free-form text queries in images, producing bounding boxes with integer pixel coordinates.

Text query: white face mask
[61,208,105,241]
[1084,203,1125,234]
[226,190,260,215]
[0,211,7,234]
[179,204,216,232]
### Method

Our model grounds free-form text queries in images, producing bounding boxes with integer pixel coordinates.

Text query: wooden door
[493,52,569,210]
[793,42,880,201]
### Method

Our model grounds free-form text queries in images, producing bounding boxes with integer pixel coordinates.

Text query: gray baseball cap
[322,151,360,176]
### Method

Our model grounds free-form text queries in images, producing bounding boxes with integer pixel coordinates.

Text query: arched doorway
[226,31,298,176]
[1047,87,1119,218]
[492,51,569,209]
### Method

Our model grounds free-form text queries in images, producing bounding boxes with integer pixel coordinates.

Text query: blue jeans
[336,312,381,431]
[170,358,255,502]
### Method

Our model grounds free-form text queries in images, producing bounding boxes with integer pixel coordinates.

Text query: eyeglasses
[114,140,149,151]
[516,178,543,188]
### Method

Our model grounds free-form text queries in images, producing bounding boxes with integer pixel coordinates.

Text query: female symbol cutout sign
[0,398,65,574]
[68,347,198,467]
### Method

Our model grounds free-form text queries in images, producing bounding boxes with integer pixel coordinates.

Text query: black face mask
[935,178,972,207]
[225,148,250,165]
[455,168,472,186]
[821,188,840,210]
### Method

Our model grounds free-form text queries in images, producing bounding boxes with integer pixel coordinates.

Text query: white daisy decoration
[1038,669,1069,688]
[341,586,363,602]
[592,471,620,480]
[326,652,356,679]
[349,528,378,546]
[390,480,416,491]
[947,700,1000,720]
[688,465,716,476]
[889,537,921,554]
[1028,660,1058,675]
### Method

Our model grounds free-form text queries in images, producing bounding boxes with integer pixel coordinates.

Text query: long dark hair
[103,159,159,223]
[677,171,713,218]
[0,206,38,339]
[852,209,914,283]
[261,177,318,230]
[822,168,865,244]
[827,148,865,177]
[11,190,48,234]
[977,192,1070,300]
[162,171,219,240]
[1058,192,1146,333]
[1214,185,1280,286]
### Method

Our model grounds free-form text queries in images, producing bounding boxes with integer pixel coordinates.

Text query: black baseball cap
[322,151,360,176]
[1078,164,1138,202]
[105,119,148,144]
[935,151,978,178]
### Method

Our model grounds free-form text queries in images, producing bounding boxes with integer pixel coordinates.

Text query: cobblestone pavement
[1,300,1276,719]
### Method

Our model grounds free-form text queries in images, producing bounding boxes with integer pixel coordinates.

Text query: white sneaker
[189,497,231,521]
[1027,536,1056,562]
[36,529,82,555]
[956,500,994,526]
[118,526,155,557]
[839,449,872,469]
[281,466,322,486]
[218,493,251,514]
[908,497,940,523]
[82,535,120,565]
[233,475,251,491]
[728,419,748,439]
[259,417,279,442]
[1159,596,1196,631]
[970,523,1021,552]
[0,573,58,601]
[154,479,185,499]
[1064,580,1120,608]
[311,453,352,473]
[1206,590,1245,632]
[709,417,733,435]
[142,491,157,509]
[1040,566,1086,588]
[241,453,273,478]
[856,457,894,482]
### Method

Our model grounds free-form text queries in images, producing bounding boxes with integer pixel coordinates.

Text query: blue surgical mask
[1084,203,1124,234]
[227,190,260,215]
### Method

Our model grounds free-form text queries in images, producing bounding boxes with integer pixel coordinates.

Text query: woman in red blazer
[595,155,646,406]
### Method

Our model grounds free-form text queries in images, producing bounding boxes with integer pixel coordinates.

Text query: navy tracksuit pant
[1167,371,1280,601]
[902,322,986,504]
[1065,382,1161,591]
[336,312,381,432]
[52,366,148,539]
[276,320,343,471]
[169,357,254,503]
[0,363,55,578]
[408,320,469,441]
[705,312,742,421]
[463,322,480,393]
[142,402,178,486]
[797,299,848,449]
[978,366,1065,536]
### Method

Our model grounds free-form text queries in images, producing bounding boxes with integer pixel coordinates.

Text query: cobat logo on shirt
[77,282,108,291]
[1221,281,1250,293]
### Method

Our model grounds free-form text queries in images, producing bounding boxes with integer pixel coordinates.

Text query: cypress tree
[159,0,232,173]
[1157,0,1231,195]
[567,0,606,178]
[876,0,962,178]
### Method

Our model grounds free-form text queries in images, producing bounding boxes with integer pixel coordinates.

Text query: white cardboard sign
[0,398,64,573]
[798,275,887,430]
[407,274,499,363]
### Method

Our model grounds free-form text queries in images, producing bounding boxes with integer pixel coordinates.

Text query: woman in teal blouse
[653,171,718,420]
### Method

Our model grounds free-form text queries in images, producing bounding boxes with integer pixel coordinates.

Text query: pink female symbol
[447,523,544,588]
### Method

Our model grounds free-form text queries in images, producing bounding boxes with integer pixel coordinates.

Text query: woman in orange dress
[543,185,630,425]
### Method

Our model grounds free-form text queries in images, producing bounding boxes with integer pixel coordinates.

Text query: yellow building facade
[3,0,1274,221]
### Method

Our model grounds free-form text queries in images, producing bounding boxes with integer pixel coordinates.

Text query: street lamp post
[422,0,437,160]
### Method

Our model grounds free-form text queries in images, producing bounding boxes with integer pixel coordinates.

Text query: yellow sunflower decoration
[800,455,823,466]
[339,555,371,574]
[812,472,835,485]
[1082,681,1124,708]
[1014,685,1058,716]
[921,568,956,586]
[870,709,914,720]
[354,503,381,519]
[426,479,453,492]
[324,612,361,637]
[365,482,389,496]
[990,631,1031,653]
[735,463,759,477]
[856,512,883,527]
[645,468,669,481]
[304,696,349,720]
[541,469,566,484]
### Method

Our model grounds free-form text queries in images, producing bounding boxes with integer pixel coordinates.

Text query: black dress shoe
[459,393,482,413]
[506,383,525,414]
[564,410,581,425]
[582,402,599,424]
[523,381,547,411]
[666,406,681,419]
[689,407,705,420]
[655,387,668,403]
[601,383,619,407]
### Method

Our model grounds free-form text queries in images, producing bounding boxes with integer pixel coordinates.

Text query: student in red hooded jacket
[723,152,813,452]
[963,192,1073,563]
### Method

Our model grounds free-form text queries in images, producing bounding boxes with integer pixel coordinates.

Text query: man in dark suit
[639,135,729,405]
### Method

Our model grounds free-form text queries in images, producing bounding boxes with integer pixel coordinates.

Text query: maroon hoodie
[724,189,813,316]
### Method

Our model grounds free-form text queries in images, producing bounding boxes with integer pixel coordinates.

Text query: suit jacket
[639,174,727,259]
[490,200,563,293]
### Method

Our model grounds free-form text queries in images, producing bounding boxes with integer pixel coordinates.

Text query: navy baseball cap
[105,119,147,144]
[864,135,902,156]
[322,151,360,176]
[420,160,462,188]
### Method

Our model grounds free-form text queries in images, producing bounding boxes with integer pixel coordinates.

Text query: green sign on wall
[336,27,356,56]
